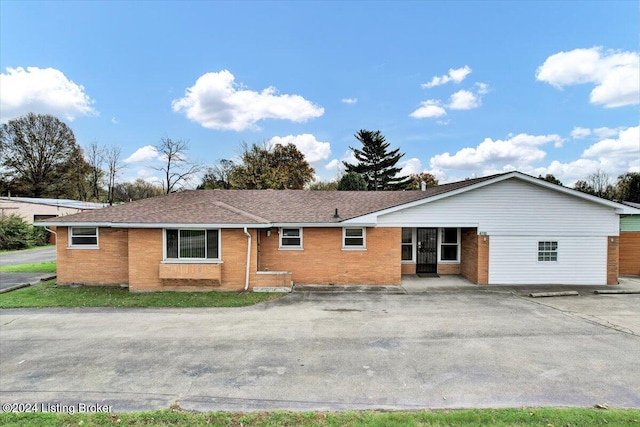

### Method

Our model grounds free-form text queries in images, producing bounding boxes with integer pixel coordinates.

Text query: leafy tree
[230,142,314,189]
[538,174,563,186]
[0,214,49,250]
[406,172,439,190]
[154,137,201,194]
[0,113,90,198]
[113,178,164,202]
[574,180,594,195]
[616,172,640,203]
[337,172,367,190]
[198,159,236,190]
[307,179,338,191]
[343,129,410,191]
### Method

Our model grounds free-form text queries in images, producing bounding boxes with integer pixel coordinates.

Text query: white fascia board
[376,222,479,228]
[270,222,376,228]
[35,221,113,227]
[35,222,271,229]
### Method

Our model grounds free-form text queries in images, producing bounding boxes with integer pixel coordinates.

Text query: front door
[416,228,438,274]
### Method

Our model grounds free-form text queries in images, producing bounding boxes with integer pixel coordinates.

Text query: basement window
[538,241,558,262]
[279,228,303,249]
[69,227,99,248]
[165,229,220,260]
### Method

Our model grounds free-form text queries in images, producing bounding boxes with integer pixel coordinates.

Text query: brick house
[38,172,636,292]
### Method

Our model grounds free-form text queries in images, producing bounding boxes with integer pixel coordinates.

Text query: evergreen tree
[343,130,410,191]
[337,172,367,191]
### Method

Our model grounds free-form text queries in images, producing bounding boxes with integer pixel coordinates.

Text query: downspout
[44,226,57,246]
[243,227,251,291]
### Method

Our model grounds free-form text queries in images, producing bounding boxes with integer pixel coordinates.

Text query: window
[440,228,459,261]
[69,227,98,247]
[165,229,219,260]
[402,228,413,261]
[538,241,558,262]
[280,228,302,249]
[343,227,365,249]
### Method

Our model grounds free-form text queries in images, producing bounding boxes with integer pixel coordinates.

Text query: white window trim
[279,227,303,250]
[438,227,460,263]
[401,227,416,263]
[342,227,366,251]
[163,228,222,262]
[537,240,559,263]
[68,226,99,249]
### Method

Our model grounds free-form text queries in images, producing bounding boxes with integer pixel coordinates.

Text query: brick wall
[128,228,257,292]
[607,236,619,285]
[437,263,461,275]
[401,263,416,275]
[56,227,129,286]
[459,228,488,285]
[619,232,640,276]
[259,227,401,285]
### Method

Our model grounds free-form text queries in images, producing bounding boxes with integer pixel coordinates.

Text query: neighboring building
[0,197,107,224]
[620,201,640,276]
[38,172,635,292]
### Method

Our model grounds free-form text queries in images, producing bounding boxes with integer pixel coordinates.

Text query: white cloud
[422,65,472,88]
[399,158,423,176]
[430,133,563,170]
[582,126,639,160]
[593,127,623,139]
[111,117,119,125]
[536,47,640,108]
[0,66,97,122]
[409,99,447,118]
[475,82,489,95]
[124,145,160,164]
[437,119,450,126]
[571,127,591,139]
[268,134,331,164]
[325,159,342,171]
[448,90,480,110]
[172,70,324,131]
[325,150,358,172]
[341,98,358,104]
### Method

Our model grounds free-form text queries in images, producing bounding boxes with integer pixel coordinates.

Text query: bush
[0,214,49,250]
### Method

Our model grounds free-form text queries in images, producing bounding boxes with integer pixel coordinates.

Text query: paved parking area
[1,290,639,412]
[0,246,56,267]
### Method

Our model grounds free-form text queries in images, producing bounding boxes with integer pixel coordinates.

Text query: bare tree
[153,137,200,194]
[104,146,124,205]
[585,169,615,199]
[85,142,105,201]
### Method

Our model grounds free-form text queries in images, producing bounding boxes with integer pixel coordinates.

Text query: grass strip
[0,408,638,427]
[0,261,57,273]
[0,280,283,308]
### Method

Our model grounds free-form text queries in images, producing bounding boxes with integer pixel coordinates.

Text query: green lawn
[0,408,638,427]
[0,280,283,308]
[0,261,56,273]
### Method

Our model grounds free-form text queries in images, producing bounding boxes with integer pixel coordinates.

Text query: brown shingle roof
[43,173,505,226]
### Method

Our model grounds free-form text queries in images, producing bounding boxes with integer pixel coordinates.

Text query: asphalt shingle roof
[42,173,504,226]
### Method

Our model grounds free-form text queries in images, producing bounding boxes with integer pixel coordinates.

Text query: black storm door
[416,228,437,274]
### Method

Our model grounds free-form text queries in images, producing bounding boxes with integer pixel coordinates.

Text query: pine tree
[342,130,410,191]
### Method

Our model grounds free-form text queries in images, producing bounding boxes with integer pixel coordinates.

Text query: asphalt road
[0,246,56,267]
[1,290,639,412]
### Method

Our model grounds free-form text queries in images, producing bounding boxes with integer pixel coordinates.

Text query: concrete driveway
[0,246,56,267]
[1,290,639,412]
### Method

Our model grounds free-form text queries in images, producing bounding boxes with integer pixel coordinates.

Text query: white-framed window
[402,227,414,261]
[69,227,99,248]
[165,229,220,260]
[440,228,459,261]
[279,228,303,249]
[343,227,366,249]
[538,241,558,262]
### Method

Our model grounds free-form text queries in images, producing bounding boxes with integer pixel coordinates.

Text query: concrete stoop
[292,284,407,294]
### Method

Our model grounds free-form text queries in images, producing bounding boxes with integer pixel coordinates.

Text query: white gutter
[243,227,252,291]
[44,227,57,237]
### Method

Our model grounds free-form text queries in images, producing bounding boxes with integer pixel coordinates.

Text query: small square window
[343,227,365,249]
[69,227,98,247]
[280,228,302,248]
[538,241,558,262]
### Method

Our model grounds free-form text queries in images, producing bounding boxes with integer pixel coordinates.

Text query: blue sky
[1,1,638,187]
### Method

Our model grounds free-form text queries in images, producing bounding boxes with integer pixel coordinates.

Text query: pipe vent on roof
[333,208,340,218]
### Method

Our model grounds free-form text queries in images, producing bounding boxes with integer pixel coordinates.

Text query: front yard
[0,280,283,308]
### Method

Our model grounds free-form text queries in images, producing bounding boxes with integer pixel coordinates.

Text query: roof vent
[421,181,427,191]
[333,208,340,218]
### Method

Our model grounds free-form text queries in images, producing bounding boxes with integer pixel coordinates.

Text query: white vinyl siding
[489,236,607,285]
[378,179,619,236]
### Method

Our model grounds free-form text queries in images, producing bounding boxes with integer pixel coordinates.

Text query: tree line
[2,113,638,203]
